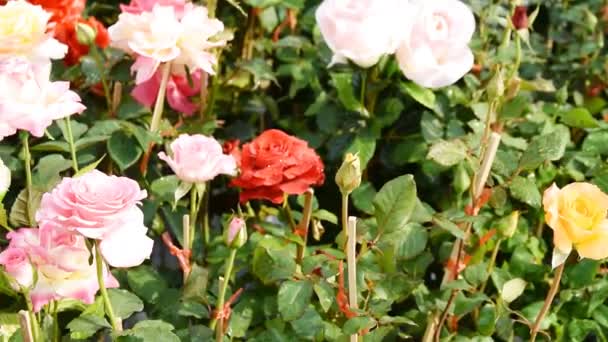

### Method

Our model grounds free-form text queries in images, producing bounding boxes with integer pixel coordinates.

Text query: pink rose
[395,0,475,88]
[0,227,119,312]
[0,247,34,288]
[158,134,237,183]
[120,0,187,17]
[315,0,405,67]
[36,170,153,268]
[0,57,85,140]
[132,68,205,116]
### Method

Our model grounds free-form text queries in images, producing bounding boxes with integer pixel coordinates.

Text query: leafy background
[3,0,608,341]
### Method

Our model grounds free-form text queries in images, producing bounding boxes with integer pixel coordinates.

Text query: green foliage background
[3,0,608,341]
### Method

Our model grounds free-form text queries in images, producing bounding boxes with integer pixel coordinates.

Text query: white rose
[0,157,10,200]
[396,0,476,88]
[315,0,407,68]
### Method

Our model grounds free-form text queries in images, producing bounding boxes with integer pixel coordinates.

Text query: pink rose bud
[224,217,247,248]
[0,247,34,289]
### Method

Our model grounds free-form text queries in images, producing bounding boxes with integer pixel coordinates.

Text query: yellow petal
[575,220,608,260]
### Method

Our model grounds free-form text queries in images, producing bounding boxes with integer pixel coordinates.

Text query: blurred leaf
[509,176,541,208]
[67,314,110,340]
[330,73,368,117]
[108,131,142,171]
[400,81,436,111]
[519,130,568,170]
[277,280,313,321]
[373,175,417,234]
[427,139,468,167]
[559,107,599,128]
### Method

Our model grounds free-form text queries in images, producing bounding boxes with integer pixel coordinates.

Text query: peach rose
[543,182,608,260]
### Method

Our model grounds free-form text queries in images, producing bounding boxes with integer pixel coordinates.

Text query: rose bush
[1,0,608,341]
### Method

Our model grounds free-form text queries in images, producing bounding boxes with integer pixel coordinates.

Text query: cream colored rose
[0,0,67,62]
[0,157,10,201]
[543,182,608,260]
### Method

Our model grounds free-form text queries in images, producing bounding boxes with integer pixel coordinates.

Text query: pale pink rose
[120,0,187,16]
[0,57,85,140]
[395,0,476,88]
[0,247,34,288]
[158,134,237,183]
[0,227,118,312]
[315,0,406,67]
[36,170,153,267]
[132,69,205,116]
[226,217,246,247]
[108,4,227,83]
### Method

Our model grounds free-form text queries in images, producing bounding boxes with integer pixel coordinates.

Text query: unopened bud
[487,68,505,99]
[497,211,519,238]
[335,153,361,195]
[505,77,521,100]
[512,6,528,30]
[224,217,247,248]
[453,162,470,195]
[0,157,10,201]
[76,23,97,46]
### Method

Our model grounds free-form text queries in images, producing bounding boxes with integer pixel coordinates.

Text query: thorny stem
[210,248,237,332]
[21,132,34,227]
[530,261,566,342]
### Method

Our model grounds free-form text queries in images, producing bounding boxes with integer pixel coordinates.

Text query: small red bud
[512,6,529,30]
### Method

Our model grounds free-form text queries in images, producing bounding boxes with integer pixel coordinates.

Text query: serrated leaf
[108,131,142,171]
[427,139,468,167]
[373,175,417,234]
[277,280,313,321]
[560,107,599,128]
[330,73,368,117]
[400,81,436,111]
[108,289,143,320]
[67,314,110,340]
[519,130,568,170]
[509,176,541,208]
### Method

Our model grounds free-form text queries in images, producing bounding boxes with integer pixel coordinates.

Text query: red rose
[231,130,325,204]
[54,17,110,65]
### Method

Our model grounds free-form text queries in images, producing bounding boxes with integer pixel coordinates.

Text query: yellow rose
[543,182,608,259]
[0,1,66,60]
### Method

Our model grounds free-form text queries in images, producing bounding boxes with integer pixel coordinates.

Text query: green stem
[23,290,40,342]
[21,132,34,227]
[207,0,218,18]
[341,194,349,248]
[64,117,79,172]
[296,190,314,264]
[530,261,566,342]
[95,242,120,332]
[202,183,210,247]
[52,301,60,342]
[283,199,297,232]
[90,45,112,111]
[150,62,172,132]
[479,238,502,293]
[189,188,199,251]
[210,248,238,332]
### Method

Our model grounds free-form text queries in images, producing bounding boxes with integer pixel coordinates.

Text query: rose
[224,217,247,248]
[120,0,186,16]
[231,129,325,204]
[512,6,529,30]
[108,3,227,84]
[132,69,205,116]
[395,0,476,89]
[315,0,405,67]
[158,134,237,183]
[28,0,85,23]
[543,182,608,260]
[0,0,67,62]
[0,226,119,312]
[36,170,153,267]
[0,57,86,140]
[54,17,110,65]
[0,157,10,201]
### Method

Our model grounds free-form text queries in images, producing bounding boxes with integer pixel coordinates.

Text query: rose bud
[224,217,247,249]
[497,211,519,238]
[335,153,361,195]
[512,6,528,30]
[76,22,97,46]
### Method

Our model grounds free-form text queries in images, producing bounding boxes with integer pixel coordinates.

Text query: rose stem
[341,193,349,249]
[347,216,358,342]
[18,310,34,342]
[189,187,202,251]
[202,183,211,247]
[530,261,566,341]
[283,197,297,232]
[95,242,120,332]
[215,277,225,342]
[22,289,40,342]
[182,214,191,283]
[64,117,79,172]
[150,62,172,132]
[89,44,112,111]
[21,132,34,227]
[479,238,503,294]
[296,190,314,263]
[210,248,237,332]
[52,300,60,342]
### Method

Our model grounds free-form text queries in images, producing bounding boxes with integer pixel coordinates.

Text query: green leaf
[390,223,429,260]
[108,131,143,171]
[509,176,541,208]
[118,320,180,342]
[67,314,111,340]
[126,265,168,304]
[373,175,417,234]
[454,292,488,316]
[176,301,209,319]
[432,215,465,239]
[290,308,323,340]
[108,289,143,320]
[477,304,497,336]
[559,107,599,128]
[427,139,468,167]
[501,278,527,303]
[400,81,436,111]
[182,264,209,304]
[519,130,568,170]
[0,313,19,339]
[330,73,368,117]
[74,155,106,177]
[343,317,376,335]
[277,280,313,321]
[352,182,376,215]
[32,154,71,190]
[150,176,180,204]
[9,188,42,228]
[252,238,296,285]
[313,281,334,313]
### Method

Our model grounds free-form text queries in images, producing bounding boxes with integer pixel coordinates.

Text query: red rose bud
[224,217,247,248]
[512,6,528,30]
